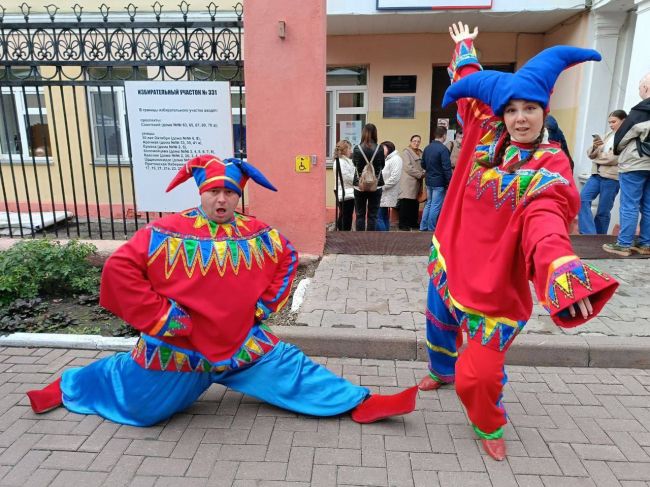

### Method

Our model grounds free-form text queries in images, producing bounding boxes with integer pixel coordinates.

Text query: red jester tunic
[99,208,298,372]
[430,39,619,352]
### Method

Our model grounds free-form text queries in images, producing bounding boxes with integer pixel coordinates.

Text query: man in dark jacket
[420,126,452,231]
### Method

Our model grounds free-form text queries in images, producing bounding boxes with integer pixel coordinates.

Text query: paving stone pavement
[1,347,650,486]
[296,256,650,337]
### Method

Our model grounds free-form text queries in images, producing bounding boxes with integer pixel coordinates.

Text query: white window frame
[0,87,50,164]
[326,85,368,163]
[231,86,246,156]
[88,86,130,165]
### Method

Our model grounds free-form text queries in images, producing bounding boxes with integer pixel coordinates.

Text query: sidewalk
[293,255,650,369]
[0,347,649,486]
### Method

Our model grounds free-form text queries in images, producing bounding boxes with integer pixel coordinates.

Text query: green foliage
[0,239,101,306]
[0,298,74,334]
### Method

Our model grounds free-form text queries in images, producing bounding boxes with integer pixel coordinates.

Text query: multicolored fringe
[131,323,280,373]
[150,300,192,338]
[468,152,568,211]
[428,238,526,352]
[147,225,284,279]
[545,256,611,311]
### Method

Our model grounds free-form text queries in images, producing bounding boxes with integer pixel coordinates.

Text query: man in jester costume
[418,23,619,461]
[26,155,417,425]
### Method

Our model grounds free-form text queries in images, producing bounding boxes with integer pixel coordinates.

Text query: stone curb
[1,330,649,369]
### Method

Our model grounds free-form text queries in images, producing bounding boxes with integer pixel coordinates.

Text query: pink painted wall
[244,0,327,256]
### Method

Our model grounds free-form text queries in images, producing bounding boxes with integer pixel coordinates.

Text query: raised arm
[446,22,489,127]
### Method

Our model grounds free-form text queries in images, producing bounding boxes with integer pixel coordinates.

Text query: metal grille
[0,1,244,239]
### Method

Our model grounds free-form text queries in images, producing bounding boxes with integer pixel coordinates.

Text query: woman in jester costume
[418,23,619,461]
[26,154,417,426]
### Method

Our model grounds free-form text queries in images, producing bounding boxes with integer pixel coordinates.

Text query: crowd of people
[333,66,650,252]
[334,127,461,232]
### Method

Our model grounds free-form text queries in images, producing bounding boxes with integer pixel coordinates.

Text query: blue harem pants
[61,341,369,427]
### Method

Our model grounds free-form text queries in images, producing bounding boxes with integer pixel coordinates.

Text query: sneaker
[631,244,650,255]
[602,243,632,257]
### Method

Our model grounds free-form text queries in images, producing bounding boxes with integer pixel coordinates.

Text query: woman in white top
[333,140,355,231]
[377,140,403,231]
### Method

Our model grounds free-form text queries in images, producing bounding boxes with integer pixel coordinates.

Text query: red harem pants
[425,279,509,438]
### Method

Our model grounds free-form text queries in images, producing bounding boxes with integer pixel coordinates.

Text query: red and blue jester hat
[442,45,602,116]
[165,154,277,195]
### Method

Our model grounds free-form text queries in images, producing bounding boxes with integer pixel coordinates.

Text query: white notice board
[339,121,362,147]
[125,81,233,212]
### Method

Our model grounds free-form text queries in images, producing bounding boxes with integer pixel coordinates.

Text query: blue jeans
[617,170,650,247]
[420,186,446,231]
[578,175,620,234]
[376,207,391,231]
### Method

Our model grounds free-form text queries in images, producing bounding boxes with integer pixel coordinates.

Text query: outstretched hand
[449,22,478,43]
[565,296,594,320]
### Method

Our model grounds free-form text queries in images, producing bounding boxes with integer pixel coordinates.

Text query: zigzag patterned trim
[467,163,569,211]
[131,324,280,373]
[428,237,526,351]
[545,257,611,309]
[448,39,481,83]
[150,299,191,338]
[181,208,251,238]
[147,226,284,279]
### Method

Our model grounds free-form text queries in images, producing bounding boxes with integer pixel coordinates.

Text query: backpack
[356,144,380,192]
[637,132,650,158]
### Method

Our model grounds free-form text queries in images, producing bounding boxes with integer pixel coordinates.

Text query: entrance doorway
[429,63,515,140]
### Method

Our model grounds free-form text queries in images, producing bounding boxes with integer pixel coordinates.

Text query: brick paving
[296,256,650,338]
[0,347,649,485]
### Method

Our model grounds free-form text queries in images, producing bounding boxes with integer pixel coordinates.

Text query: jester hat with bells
[442,45,602,116]
[166,154,277,196]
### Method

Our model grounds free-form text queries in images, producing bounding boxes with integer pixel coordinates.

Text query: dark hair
[434,126,447,139]
[381,140,395,153]
[361,123,378,145]
[609,109,627,120]
[410,134,421,142]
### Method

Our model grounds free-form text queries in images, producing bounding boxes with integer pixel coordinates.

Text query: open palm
[449,22,478,43]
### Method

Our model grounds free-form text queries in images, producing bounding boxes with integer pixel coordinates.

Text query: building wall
[245,0,327,255]
[542,11,591,156]
[324,31,545,211]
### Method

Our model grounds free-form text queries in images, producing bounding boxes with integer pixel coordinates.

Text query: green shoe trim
[472,425,504,440]
[428,371,444,383]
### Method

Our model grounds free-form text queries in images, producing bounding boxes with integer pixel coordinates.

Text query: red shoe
[418,375,443,391]
[26,378,63,413]
[481,438,506,461]
[351,386,418,424]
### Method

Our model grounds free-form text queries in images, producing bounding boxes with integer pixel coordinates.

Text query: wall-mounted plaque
[383,96,415,119]
[383,75,417,93]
